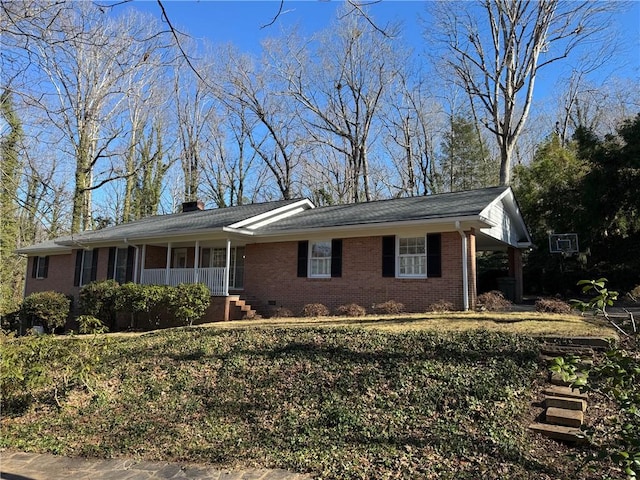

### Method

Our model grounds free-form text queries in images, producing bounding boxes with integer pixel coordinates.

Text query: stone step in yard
[529,338,596,444]
[546,406,584,428]
[542,385,588,401]
[529,423,587,444]
[544,395,586,411]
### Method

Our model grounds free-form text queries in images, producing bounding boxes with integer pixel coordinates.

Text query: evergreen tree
[439,115,497,192]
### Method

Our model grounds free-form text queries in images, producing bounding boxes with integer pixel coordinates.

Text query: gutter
[455,221,470,311]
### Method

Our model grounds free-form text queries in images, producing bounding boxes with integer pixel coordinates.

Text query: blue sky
[123,0,640,94]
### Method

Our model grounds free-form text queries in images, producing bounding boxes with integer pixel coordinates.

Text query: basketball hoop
[549,233,579,257]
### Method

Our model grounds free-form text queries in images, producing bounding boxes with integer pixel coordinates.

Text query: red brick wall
[24,253,76,298]
[244,232,474,314]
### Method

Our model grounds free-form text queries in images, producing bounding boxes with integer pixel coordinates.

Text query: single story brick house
[18,186,531,322]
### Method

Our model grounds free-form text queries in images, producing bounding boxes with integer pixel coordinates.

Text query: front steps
[528,337,610,444]
[227,295,259,320]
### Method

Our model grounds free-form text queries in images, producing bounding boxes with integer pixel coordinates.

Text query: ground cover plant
[0,326,619,479]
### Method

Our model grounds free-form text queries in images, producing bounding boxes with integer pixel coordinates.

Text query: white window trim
[396,236,427,278]
[308,240,331,278]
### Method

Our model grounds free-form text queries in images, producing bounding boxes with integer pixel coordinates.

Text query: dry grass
[189,311,617,339]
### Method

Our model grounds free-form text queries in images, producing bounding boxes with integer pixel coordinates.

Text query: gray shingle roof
[58,198,304,244]
[18,187,512,254]
[256,186,508,232]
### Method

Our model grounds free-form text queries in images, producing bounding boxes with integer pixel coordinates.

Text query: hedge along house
[18,186,532,323]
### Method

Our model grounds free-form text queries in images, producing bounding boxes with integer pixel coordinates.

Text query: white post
[223,239,231,296]
[140,244,147,284]
[165,242,172,286]
[455,221,469,311]
[194,240,200,283]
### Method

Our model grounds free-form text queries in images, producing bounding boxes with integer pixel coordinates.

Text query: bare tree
[382,73,446,196]
[215,44,303,200]
[283,8,401,202]
[432,0,617,185]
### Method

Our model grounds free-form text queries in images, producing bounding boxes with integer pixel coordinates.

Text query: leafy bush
[335,303,366,316]
[535,297,572,314]
[116,283,170,329]
[167,283,210,326]
[427,300,455,312]
[476,290,512,312]
[300,303,330,317]
[77,315,109,334]
[20,291,71,332]
[79,280,120,329]
[372,300,405,314]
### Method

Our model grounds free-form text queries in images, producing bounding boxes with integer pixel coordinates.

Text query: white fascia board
[252,215,489,242]
[228,199,314,230]
[15,245,73,256]
[56,227,254,248]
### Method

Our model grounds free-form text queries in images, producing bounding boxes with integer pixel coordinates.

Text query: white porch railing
[140,267,226,296]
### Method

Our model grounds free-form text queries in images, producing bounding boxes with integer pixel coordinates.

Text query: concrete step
[544,395,586,412]
[540,345,595,357]
[539,336,614,350]
[539,354,593,367]
[529,423,587,443]
[542,385,588,400]
[549,371,587,387]
[546,407,584,428]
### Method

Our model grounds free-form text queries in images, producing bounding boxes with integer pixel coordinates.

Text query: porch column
[194,241,200,283]
[508,247,524,303]
[140,244,147,284]
[165,242,172,285]
[223,238,231,296]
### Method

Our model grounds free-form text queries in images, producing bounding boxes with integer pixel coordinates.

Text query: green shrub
[535,297,572,314]
[167,283,210,326]
[335,303,366,316]
[79,280,120,329]
[372,300,405,314]
[301,303,330,317]
[476,290,512,312]
[20,291,71,332]
[77,315,109,334]
[0,330,107,412]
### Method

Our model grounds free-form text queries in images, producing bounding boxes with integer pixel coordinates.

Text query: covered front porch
[136,240,245,296]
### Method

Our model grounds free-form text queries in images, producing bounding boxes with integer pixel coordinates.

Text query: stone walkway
[0,451,311,480]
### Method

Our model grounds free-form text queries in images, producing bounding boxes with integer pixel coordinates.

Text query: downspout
[455,221,469,311]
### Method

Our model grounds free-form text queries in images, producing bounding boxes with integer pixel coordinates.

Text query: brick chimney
[182,200,205,212]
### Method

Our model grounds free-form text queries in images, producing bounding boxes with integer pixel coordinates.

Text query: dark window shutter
[74,251,83,286]
[42,256,49,278]
[382,236,396,277]
[427,233,442,277]
[125,246,135,282]
[90,248,99,282]
[297,241,308,278]
[31,257,38,278]
[331,239,342,278]
[107,247,116,279]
